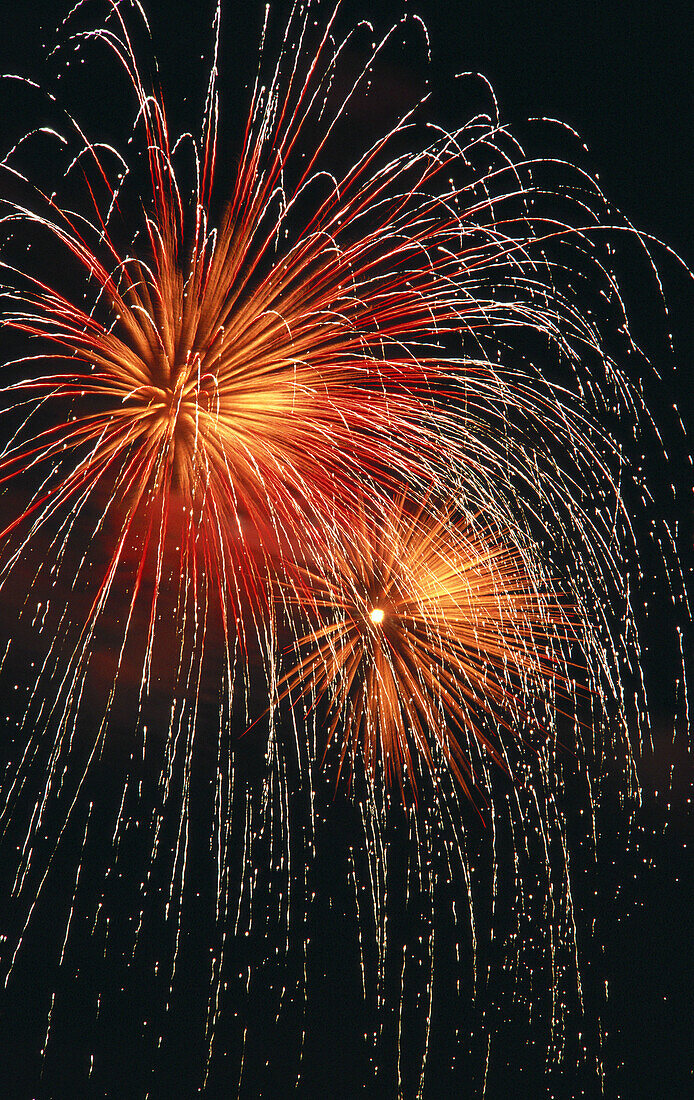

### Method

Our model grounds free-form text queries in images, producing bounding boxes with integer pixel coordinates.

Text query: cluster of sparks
[0,0,688,1093]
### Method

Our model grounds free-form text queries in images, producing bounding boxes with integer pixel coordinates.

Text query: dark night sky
[1,2,692,1098]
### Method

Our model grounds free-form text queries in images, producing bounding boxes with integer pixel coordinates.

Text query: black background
[1,2,692,1097]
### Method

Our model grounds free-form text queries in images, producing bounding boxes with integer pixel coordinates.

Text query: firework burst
[0,0,690,1094]
[282,494,572,802]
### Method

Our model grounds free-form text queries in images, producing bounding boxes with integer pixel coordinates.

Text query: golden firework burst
[283,495,571,800]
